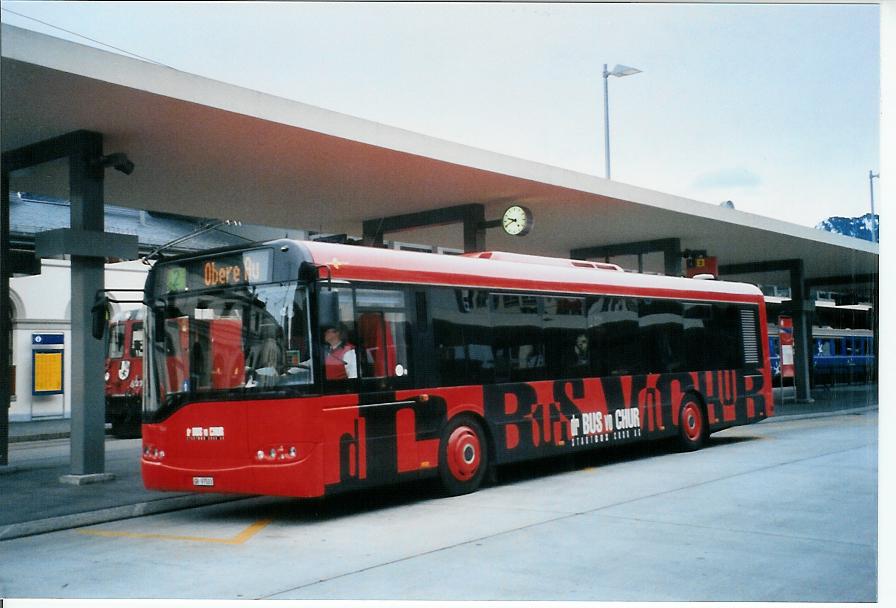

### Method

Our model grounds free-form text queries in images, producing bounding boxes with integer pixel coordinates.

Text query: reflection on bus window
[145,282,312,413]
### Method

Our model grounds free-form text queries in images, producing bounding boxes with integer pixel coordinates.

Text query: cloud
[692,168,762,190]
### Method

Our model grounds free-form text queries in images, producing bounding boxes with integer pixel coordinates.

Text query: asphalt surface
[0,383,878,543]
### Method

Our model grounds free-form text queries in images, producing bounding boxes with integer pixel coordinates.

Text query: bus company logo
[569,407,642,447]
[186,426,225,441]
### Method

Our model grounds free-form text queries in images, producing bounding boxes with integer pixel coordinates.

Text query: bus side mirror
[318,290,340,330]
[91,299,108,340]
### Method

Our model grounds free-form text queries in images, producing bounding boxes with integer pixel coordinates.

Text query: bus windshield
[144,281,313,415]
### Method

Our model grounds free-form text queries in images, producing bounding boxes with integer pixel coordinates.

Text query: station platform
[0,383,879,542]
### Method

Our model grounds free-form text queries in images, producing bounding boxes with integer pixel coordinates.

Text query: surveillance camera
[97,152,135,175]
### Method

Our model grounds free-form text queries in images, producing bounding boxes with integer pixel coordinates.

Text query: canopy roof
[1,24,878,287]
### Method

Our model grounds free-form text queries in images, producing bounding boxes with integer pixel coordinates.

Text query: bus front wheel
[678,395,707,452]
[438,416,488,496]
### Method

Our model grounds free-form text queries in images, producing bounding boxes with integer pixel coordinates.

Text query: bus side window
[491,293,544,383]
[431,288,493,387]
[639,299,684,373]
[588,296,641,376]
[543,296,586,379]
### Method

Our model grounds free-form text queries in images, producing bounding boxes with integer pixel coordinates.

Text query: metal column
[68,133,107,475]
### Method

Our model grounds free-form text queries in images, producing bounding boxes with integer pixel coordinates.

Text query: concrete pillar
[789,260,813,402]
[68,132,107,475]
[462,204,486,253]
[570,238,682,276]
[362,203,488,253]
[662,239,683,276]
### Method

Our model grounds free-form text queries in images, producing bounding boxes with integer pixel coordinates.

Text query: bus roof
[298,240,764,303]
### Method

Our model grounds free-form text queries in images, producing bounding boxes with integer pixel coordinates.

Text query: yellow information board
[33,350,64,395]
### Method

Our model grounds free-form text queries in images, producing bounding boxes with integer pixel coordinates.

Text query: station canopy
[1,24,878,287]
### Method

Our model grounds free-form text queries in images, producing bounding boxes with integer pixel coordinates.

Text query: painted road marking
[78,519,272,544]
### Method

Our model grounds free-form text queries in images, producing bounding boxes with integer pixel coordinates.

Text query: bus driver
[323,325,358,380]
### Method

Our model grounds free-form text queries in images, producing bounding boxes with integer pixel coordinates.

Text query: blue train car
[768,327,875,385]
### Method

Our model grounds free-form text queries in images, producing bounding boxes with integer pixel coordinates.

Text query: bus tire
[438,416,488,496]
[677,394,707,452]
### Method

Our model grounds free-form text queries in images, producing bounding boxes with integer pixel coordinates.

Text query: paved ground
[0,384,877,540]
[0,403,879,602]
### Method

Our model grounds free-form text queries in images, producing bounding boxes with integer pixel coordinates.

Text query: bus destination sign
[161,249,273,293]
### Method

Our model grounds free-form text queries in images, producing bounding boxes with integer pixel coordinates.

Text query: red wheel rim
[447,426,482,482]
[682,401,703,441]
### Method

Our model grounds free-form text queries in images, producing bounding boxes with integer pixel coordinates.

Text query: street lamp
[869,170,879,243]
[603,63,642,179]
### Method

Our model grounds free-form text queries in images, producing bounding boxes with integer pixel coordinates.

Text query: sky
[0,1,882,229]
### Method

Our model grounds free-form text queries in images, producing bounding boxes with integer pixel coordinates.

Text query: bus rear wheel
[678,395,707,452]
[439,416,488,496]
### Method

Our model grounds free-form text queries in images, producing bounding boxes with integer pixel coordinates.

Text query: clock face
[502,205,532,236]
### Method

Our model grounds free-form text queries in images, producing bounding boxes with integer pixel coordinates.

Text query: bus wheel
[678,395,707,452]
[439,416,488,496]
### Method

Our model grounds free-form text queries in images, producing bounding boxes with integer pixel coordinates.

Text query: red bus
[122,239,772,497]
[104,309,145,438]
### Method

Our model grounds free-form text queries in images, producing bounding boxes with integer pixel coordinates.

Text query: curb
[9,428,116,444]
[759,405,877,424]
[0,493,248,542]
[9,432,74,443]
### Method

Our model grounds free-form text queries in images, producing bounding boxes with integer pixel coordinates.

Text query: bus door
[354,288,412,392]
[321,286,423,488]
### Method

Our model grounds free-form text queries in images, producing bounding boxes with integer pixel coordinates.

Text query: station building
[1,24,879,471]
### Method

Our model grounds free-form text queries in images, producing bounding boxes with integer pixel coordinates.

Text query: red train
[104,309,144,438]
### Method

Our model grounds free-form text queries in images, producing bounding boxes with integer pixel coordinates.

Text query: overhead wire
[1,8,176,69]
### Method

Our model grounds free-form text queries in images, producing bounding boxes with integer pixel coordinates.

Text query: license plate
[192,476,214,487]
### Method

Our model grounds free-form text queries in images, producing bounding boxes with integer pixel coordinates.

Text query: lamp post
[869,170,879,243]
[602,63,642,179]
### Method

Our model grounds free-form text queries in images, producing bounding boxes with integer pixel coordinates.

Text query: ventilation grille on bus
[741,309,760,364]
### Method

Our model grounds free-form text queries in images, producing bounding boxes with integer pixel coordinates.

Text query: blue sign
[32,333,64,345]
